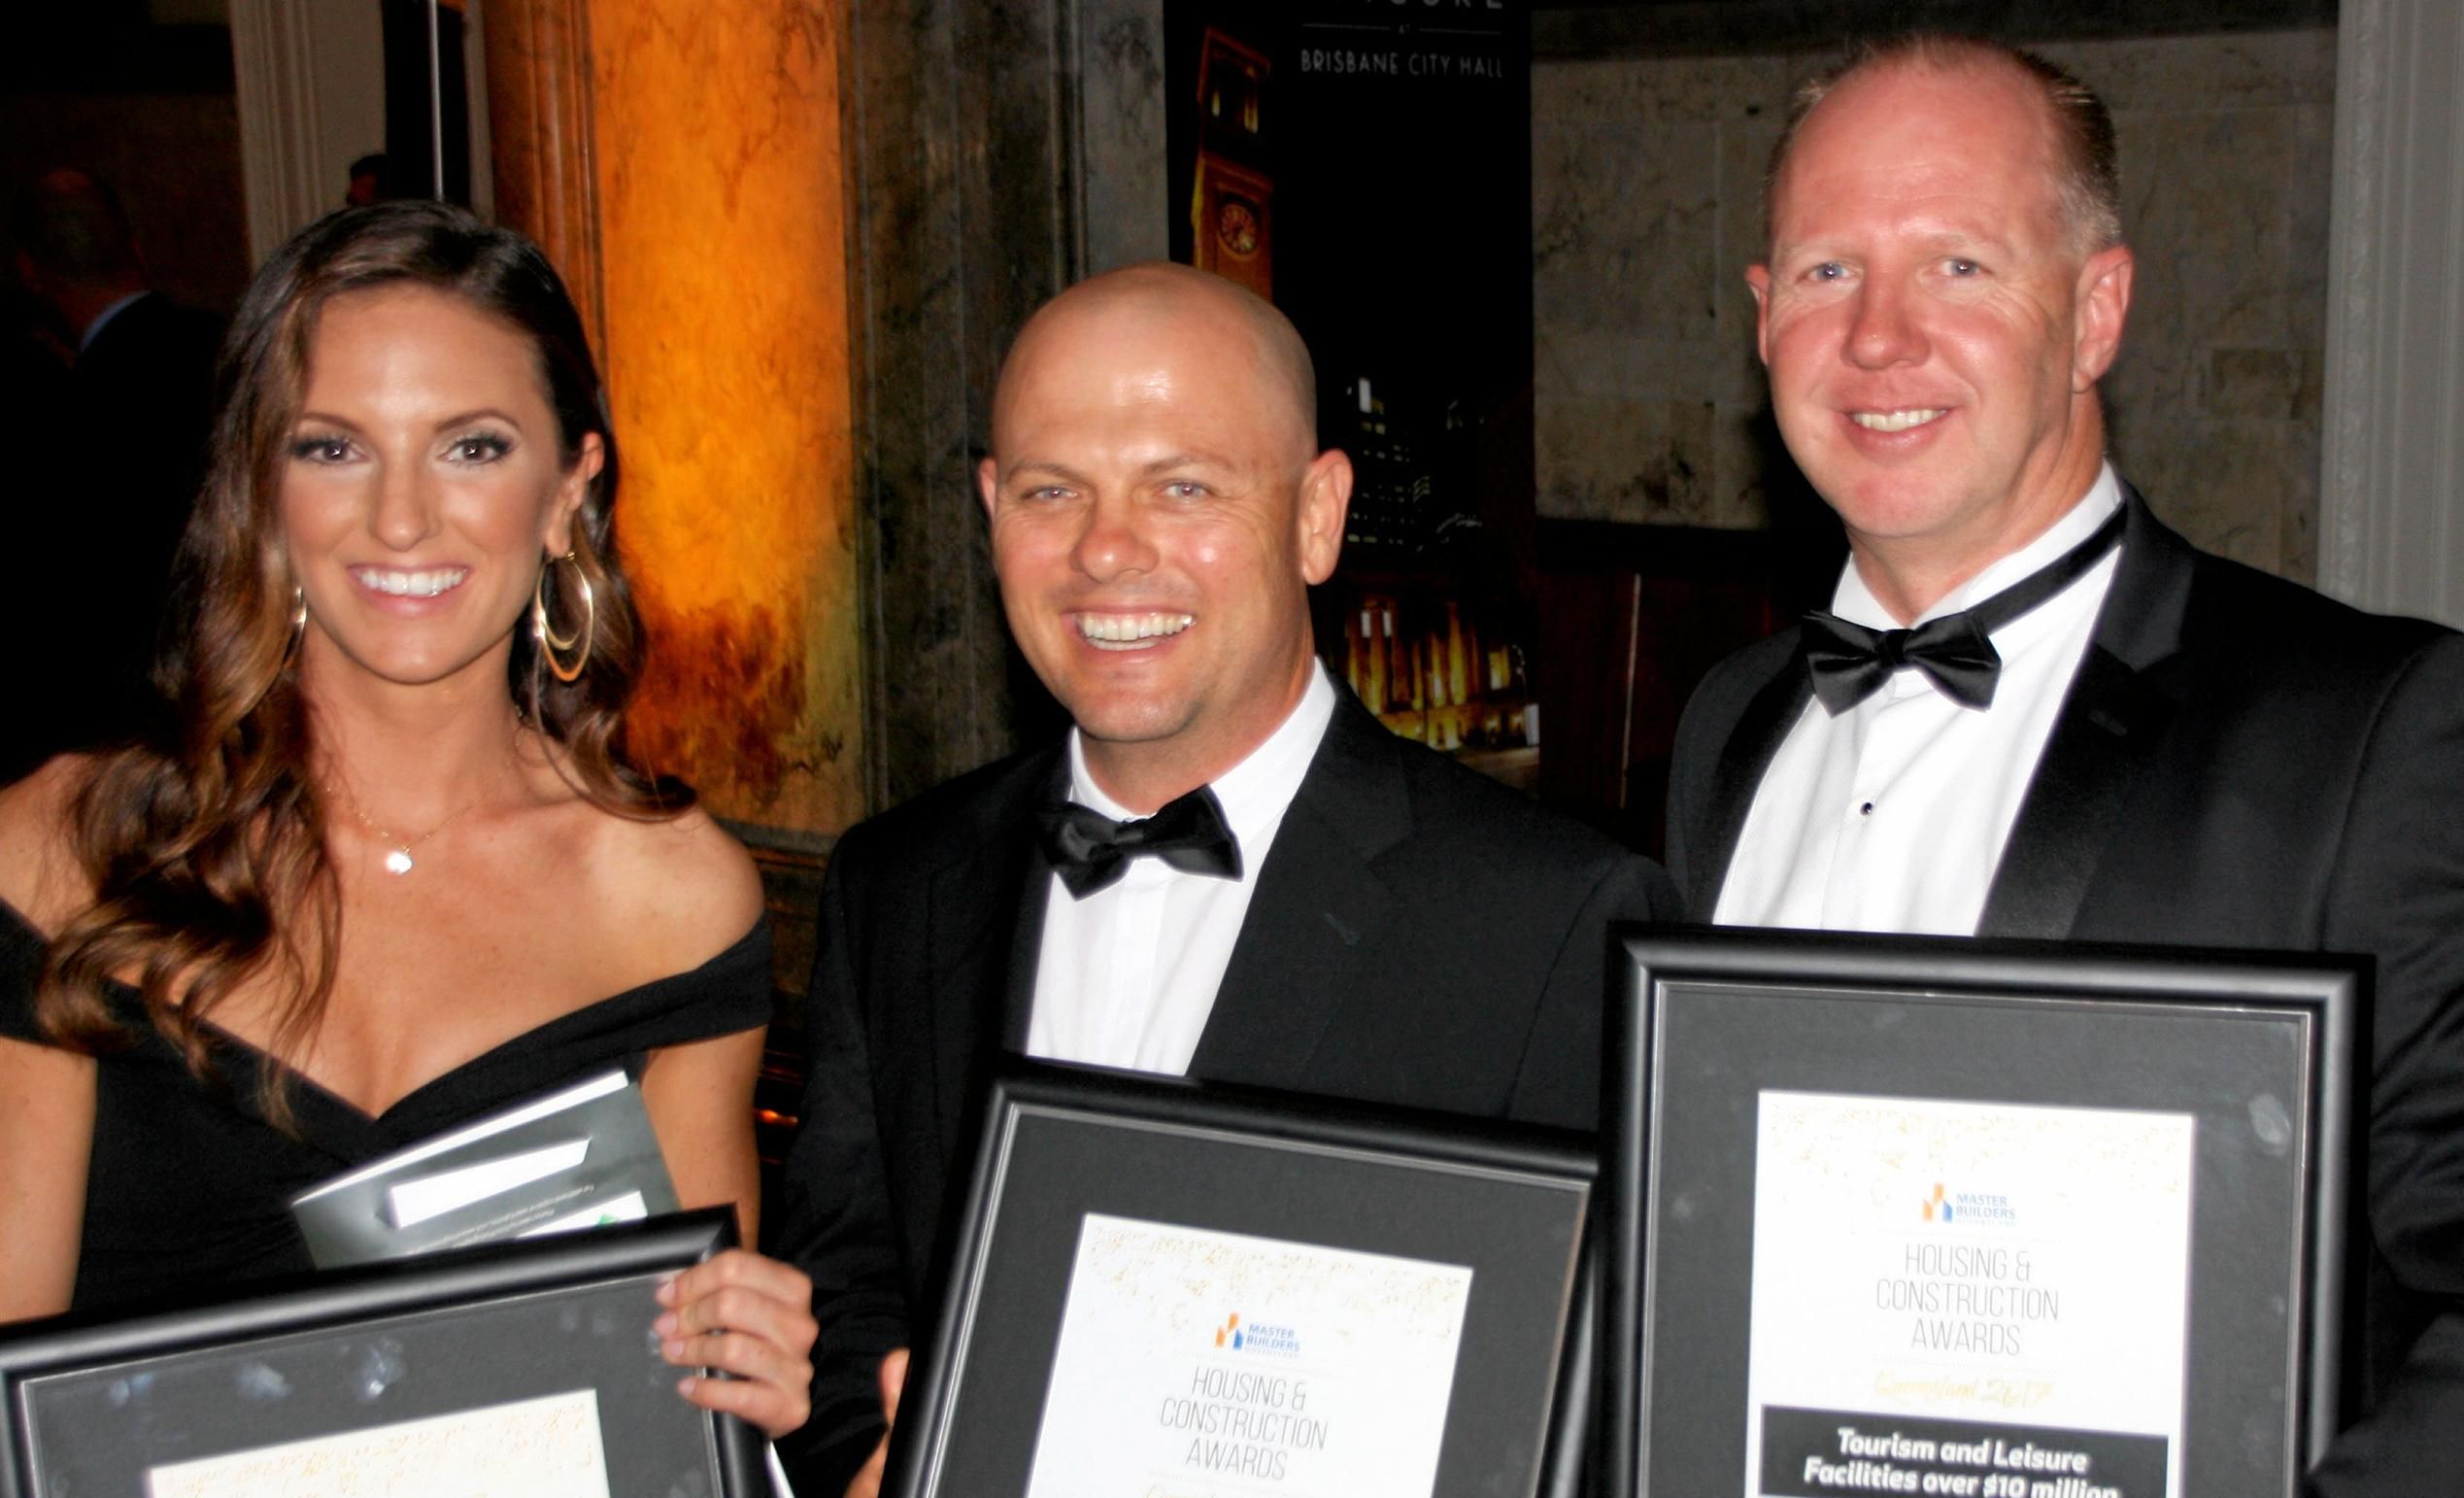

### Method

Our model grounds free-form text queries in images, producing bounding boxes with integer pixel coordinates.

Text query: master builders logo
[1213,1312,1300,1357]
[1921,1182,2019,1227]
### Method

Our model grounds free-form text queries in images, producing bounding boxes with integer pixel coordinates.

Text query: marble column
[2320,0,2464,629]
[583,0,864,841]
[481,0,605,351]
[489,0,1178,832]
[842,0,1171,808]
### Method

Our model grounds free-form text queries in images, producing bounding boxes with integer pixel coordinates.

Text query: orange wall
[588,0,862,836]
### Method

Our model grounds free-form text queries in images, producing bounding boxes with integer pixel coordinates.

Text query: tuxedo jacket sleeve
[765,749,1053,1492]
[762,834,908,1491]
[1668,490,2464,1496]
[771,692,1679,1493]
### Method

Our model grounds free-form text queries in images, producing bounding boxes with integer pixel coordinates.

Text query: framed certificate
[888,1064,1598,1498]
[1602,929,2364,1498]
[0,1209,764,1498]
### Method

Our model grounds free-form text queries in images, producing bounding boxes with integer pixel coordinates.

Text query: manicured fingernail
[653,1311,678,1336]
[663,1338,686,1359]
[677,1375,698,1397]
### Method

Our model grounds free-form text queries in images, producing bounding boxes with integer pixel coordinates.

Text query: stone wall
[1532,27,2338,583]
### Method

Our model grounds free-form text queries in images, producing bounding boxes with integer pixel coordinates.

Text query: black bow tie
[1034,786,1243,899]
[1802,504,2126,715]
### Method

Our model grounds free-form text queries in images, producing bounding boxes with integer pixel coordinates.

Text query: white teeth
[353,566,469,597]
[1851,408,1947,433]
[1078,612,1195,649]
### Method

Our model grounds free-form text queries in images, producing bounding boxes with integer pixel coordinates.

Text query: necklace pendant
[383,848,415,876]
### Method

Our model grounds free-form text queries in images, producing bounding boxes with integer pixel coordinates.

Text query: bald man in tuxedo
[773,262,1677,1494]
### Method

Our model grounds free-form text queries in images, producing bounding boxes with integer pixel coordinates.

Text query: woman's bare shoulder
[587,803,765,969]
[0,757,100,933]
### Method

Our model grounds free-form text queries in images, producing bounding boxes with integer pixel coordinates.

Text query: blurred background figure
[7,167,222,777]
[345,152,390,208]
[0,278,74,782]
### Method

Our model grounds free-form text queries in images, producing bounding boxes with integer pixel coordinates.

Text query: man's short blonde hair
[1764,34,2123,257]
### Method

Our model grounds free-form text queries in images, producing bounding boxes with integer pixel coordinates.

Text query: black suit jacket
[772,690,1679,1490]
[1668,489,2464,1497]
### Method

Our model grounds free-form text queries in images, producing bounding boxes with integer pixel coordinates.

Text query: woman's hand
[654,1247,818,1439]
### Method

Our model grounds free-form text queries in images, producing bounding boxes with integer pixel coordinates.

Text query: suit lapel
[998,857,1049,1053]
[1190,695,1403,1091]
[923,749,1062,1150]
[1977,488,2193,938]
[1689,659,1813,917]
[1975,645,2167,936]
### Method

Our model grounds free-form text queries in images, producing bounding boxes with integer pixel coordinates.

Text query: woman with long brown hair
[0,200,815,1437]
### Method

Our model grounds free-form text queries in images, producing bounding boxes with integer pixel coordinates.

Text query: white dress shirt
[1026,663,1339,1072]
[1714,465,2126,936]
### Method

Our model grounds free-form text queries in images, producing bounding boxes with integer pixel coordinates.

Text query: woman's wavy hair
[40,200,681,1118]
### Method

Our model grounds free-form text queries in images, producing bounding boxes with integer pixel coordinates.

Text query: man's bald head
[975,260,1353,811]
[994,262,1319,462]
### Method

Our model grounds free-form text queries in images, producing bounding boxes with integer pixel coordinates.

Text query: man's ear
[541,431,604,556]
[1745,263,1774,366]
[1296,448,1352,587]
[2072,244,2134,391]
[975,456,1000,524]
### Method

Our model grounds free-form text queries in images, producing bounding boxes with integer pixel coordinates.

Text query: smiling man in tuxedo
[773,261,1677,1495]
[1667,36,2464,1492]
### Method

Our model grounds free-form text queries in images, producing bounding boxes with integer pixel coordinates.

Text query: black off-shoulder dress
[0,900,771,1314]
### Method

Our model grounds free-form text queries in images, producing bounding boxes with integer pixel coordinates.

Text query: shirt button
[1860,801,1874,816]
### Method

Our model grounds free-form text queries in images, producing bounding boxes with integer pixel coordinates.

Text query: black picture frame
[1603,927,2365,1498]
[0,1208,764,1498]
[887,1063,1598,1498]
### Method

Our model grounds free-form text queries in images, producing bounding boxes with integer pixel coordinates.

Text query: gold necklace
[324,779,491,876]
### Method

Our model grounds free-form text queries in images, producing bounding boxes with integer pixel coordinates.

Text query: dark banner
[1760,1405,2170,1498]
[1166,1,1539,780]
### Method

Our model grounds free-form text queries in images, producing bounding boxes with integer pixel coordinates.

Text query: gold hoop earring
[531,552,595,683]
[283,585,308,664]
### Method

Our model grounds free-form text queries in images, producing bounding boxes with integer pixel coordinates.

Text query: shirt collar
[1066,661,1338,854]
[79,290,149,353]
[1832,461,2123,630]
